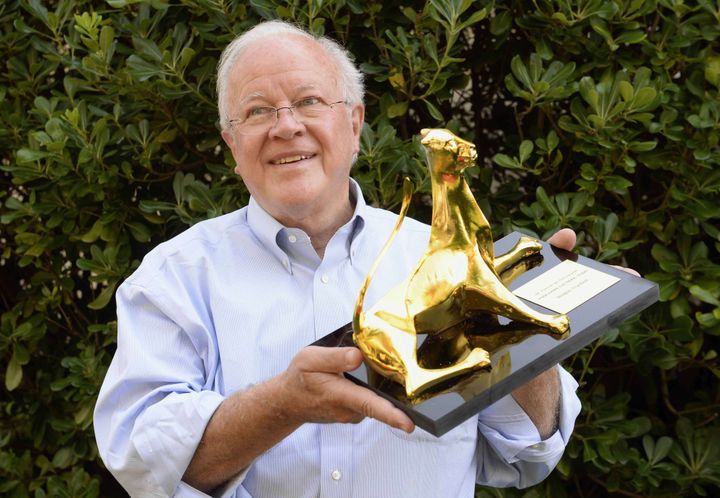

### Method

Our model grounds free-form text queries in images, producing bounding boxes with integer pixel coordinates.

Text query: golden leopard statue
[353,128,569,398]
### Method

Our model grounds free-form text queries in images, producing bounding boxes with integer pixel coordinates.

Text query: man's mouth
[271,154,314,165]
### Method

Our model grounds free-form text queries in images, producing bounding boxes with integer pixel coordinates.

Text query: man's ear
[351,104,365,154]
[221,129,243,176]
[221,129,235,151]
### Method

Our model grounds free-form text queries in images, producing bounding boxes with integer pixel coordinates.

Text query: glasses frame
[227,97,347,134]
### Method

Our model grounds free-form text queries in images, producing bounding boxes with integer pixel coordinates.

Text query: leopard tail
[353,177,414,332]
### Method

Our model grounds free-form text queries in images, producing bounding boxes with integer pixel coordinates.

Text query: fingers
[546,228,576,251]
[293,346,363,374]
[335,382,415,433]
[611,264,641,277]
[545,229,640,277]
[287,346,415,432]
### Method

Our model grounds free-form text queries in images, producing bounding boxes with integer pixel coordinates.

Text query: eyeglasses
[228,96,346,135]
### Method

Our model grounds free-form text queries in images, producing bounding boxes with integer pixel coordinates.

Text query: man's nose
[269,107,304,139]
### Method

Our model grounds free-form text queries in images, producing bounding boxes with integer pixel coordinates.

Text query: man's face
[221,35,364,226]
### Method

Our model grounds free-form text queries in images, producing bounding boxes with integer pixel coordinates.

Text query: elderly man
[94,20,581,498]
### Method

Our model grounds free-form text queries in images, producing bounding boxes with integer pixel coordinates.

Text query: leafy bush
[1,0,718,496]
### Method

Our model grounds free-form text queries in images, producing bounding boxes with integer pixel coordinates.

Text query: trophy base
[313,232,658,437]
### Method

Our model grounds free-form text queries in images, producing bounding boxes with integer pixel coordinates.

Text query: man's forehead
[237,34,332,69]
[238,84,323,104]
[229,44,339,103]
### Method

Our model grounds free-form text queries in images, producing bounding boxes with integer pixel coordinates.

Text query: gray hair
[216,20,364,130]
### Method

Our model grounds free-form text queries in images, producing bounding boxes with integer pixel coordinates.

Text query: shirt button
[321,274,330,284]
[288,234,297,243]
[331,469,342,481]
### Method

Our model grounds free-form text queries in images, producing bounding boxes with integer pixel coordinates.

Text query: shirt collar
[246,196,291,272]
[347,178,367,266]
[246,178,368,274]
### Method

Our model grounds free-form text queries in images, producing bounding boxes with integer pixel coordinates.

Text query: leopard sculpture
[353,128,569,398]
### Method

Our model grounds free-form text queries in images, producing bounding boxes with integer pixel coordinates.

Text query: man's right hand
[279,346,415,432]
[184,346,413,492]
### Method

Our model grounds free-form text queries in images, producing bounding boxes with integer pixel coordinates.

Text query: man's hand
[184,346,413,492]
[279,346,414,432]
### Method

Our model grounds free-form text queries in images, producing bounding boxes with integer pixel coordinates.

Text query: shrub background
[1,0,719,496]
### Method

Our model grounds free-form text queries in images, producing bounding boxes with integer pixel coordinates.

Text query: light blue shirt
[94,180,581,498]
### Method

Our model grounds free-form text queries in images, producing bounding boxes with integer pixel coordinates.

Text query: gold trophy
[353,129,570,399]
[311,126,657,434]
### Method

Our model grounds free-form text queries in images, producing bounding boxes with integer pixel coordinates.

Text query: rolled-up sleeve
[475,366,581,488]
[94,273,244,498]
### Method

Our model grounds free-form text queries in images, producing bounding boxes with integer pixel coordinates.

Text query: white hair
[216,20,364,130]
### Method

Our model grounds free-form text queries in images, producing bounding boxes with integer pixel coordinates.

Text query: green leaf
[127,55,161,81]
[13,344,30,365]
[511,56,532,88]
[689,285,720,306]
[629,141,657,152]
[618,81,634,102]
[651,244,679,265]
[99,26,115,54]
[579,77,598,108]
[598,327,619,346]
[546,130,559,151]
[423,99,443,121]
[16,148,48,163]
[536,186,557,215]
[80,220,104,243]
[52,448,73,469]
[603,212,618,242]
[519,140,534,163]
[493,153,520,169]
[88,282,118,310]
[615,30,646,45]
[633,87,657,108]
[5,355,22,391]
[462,7,488,28]
[387,101,408,118]
[127,221,152,243]
[705,55,720,88]
[653,436,674,463]
[490,10,512,36]
[604,175,633,193]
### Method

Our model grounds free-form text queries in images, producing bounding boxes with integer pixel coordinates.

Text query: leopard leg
[493,236,543,275]
[357,313,491,398]
[462,279,570,335]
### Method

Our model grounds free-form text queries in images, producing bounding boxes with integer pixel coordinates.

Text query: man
[94,20,581,498]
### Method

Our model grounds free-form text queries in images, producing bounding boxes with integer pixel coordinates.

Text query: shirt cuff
[175,472,250,498]
[132,390,227,497]
[477,366,580,465]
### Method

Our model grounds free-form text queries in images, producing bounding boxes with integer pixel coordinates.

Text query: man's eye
[296,97,321,108]
[247,107,274,118]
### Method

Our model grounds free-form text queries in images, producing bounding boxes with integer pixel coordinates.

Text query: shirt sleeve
[93,274,251,498]
[475,366,581,488]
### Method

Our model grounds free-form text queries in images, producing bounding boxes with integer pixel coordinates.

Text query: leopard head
[420,128,477,176]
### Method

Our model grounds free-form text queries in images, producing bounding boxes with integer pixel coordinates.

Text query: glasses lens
[294,98,326,120]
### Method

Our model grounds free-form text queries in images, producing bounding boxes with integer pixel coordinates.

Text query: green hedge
[2,1,719,496]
